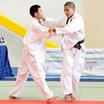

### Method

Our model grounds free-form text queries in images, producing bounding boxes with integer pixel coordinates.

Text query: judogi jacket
[42,12,85,51]
[23,18,52,64]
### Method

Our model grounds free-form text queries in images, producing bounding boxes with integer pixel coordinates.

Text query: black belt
[74,39,84,50]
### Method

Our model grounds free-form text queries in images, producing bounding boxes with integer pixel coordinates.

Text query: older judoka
[42,1,85,101]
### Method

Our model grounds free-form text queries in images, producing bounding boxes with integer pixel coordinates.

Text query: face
[64,6,75,18]
[34,8,43,19]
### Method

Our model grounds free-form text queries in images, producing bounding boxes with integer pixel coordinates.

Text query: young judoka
[8,5,58,103]
[42,1,85,101]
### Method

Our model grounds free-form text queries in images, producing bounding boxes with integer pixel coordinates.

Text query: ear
[34,12,38,17]
[73,8,75,12]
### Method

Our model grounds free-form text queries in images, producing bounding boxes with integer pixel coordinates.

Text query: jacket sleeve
[42,17,66,28]
[31,21,54,39]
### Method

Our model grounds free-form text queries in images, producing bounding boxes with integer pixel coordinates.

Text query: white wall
[0,0,82,26]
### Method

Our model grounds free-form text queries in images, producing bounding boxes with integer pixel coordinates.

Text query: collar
[33,18,40,24]
[69,12,77,22]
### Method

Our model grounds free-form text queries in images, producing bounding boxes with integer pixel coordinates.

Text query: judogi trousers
[61,47,84,95]
[9,50,53,99]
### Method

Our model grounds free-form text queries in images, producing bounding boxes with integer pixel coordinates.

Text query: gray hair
[64,1,75,9]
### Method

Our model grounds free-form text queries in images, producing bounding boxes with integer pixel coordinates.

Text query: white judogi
[43,12,85,95]
[9,18,53,99]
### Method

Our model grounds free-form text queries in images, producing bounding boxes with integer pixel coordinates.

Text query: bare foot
[46,96,58,103]
[64,93,76,101]
[9,96,23,99]
[9,96,17,99]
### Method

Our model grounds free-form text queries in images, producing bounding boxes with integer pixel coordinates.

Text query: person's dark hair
[64,1,75,9]
[30,5,41,17]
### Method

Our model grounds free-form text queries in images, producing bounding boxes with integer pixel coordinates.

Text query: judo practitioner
[42,1,85,101]
[8,5,58,103]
